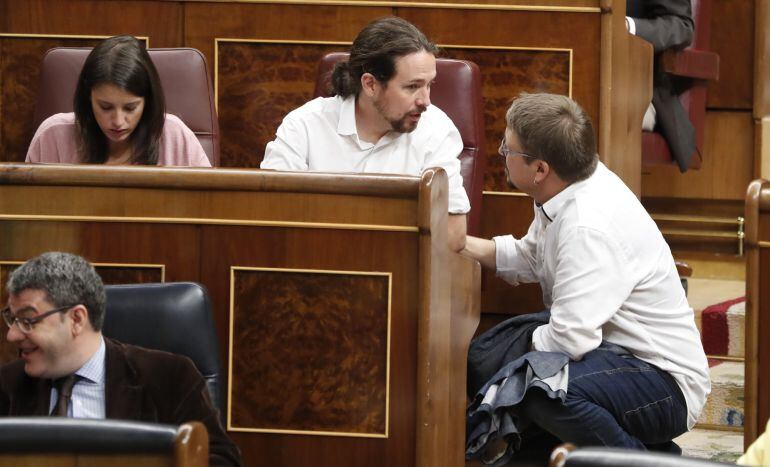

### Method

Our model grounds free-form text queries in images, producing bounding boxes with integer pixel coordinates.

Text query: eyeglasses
[1,305,75,334]
[499,138,536,160]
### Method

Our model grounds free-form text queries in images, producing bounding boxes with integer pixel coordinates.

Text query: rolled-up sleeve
[494,221,540,286]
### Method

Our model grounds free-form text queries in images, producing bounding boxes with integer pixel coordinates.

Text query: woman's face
[90,83,145,145]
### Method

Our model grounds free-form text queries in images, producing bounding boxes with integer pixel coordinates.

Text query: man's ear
[360,73,379,98]
[69,305,90,335]
[534,159,551,184]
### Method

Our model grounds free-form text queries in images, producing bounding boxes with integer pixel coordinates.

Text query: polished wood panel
[0,0,182,46]
[201,226,419,466]
[230,268,390,435]
[754,0,770,118]
[0,164,479,467]
[707,0,754,110]
[0,37,103,162]
[642,111,754,200]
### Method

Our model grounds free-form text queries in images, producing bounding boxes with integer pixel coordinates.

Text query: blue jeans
[518,346,688,450]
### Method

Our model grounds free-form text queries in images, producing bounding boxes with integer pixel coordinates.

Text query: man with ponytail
[261,17,470,251]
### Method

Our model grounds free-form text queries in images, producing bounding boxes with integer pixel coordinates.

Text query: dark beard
[374,99,425,134]
[390,115,417,133]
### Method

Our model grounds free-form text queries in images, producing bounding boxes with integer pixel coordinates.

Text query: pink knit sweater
[26,112,211,167]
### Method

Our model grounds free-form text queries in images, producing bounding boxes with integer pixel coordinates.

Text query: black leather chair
[102,282,223,413]
[0,417,207,466]
[550,445,734,467]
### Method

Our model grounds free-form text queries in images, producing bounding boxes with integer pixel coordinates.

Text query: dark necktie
[51,374,80,417]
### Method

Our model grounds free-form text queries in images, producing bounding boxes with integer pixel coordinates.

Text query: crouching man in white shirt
[462,92,710,454]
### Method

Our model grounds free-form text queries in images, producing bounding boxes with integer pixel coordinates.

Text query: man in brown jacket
[0,252,241,466]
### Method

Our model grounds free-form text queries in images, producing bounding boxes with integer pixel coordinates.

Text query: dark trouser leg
[518,347,688,449]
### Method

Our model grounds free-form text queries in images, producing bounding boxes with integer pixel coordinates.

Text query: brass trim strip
[438,43,573,53]
[660,229,742,239]
[227,266,392,438]
[654,214,745,255]
[0,214,418,233]
[227,426,389,437]
[193,0,601,13]
[651,214,745,225]
[216,38,351,45]
[0,33,150,47]
[232,266,392,275]
[0,260,166,282]
[482,190,530,197]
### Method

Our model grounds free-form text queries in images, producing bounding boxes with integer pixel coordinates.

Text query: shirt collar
[337,95,358,136]
[538,162,602,223]
[74,336,106,385]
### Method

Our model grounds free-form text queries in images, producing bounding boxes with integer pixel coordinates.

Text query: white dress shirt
[493,162,710,429]
[50,337,106,418]
[261,95,471,214]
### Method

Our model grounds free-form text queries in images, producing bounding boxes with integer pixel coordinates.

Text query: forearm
[447,214,467,252]
[460,235,496,269]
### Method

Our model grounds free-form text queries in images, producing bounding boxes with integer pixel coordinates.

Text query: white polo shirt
[493,162,710,429]
[261,95,471,214]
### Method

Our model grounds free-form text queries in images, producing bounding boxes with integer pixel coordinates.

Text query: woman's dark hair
[331,17,438,98]
[73,35,165,165]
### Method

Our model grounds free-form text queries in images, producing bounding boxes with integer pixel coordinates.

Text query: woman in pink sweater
[26,35,210,167]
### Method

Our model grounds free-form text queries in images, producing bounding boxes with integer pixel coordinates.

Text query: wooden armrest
[675,260,693,278]
[550,443,577,467]
[660,48,720,81]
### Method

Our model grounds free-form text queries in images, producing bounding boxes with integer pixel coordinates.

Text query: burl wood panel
[184,2,388,79]
[230,268,390,435]
[0,262,163,365]
[96,266,163,285]
[0,37,102,162]
[442,48,570,192]
[201,226,417,467]
[217,42,345,168]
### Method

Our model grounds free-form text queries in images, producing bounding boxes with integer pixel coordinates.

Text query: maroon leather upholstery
[642,0,719,170]
[32,47,219,166]
[313,52,487,236]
